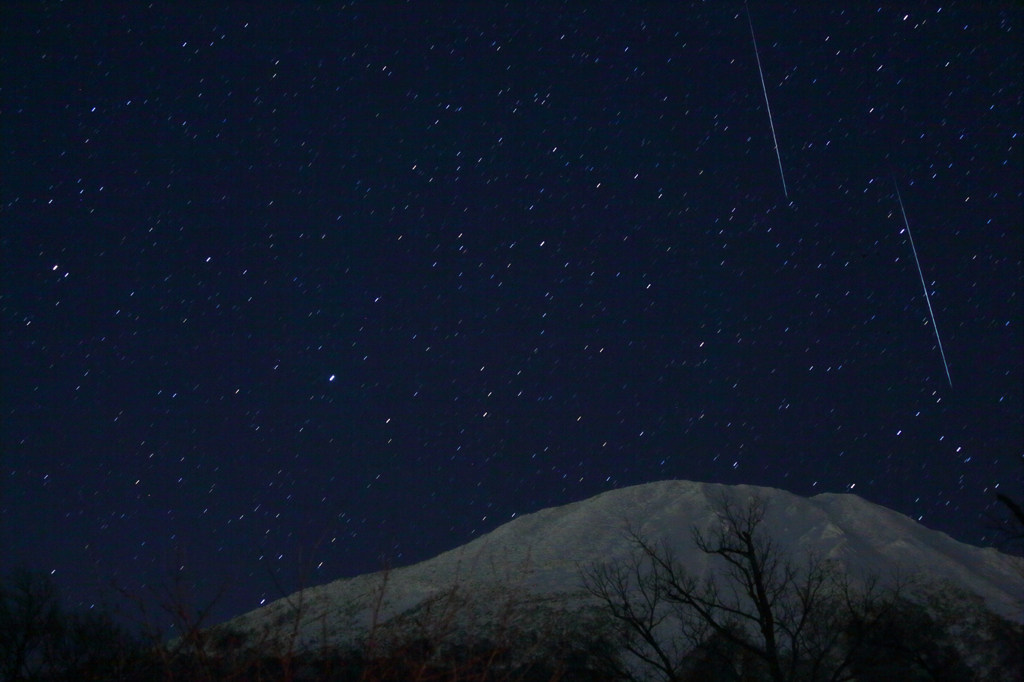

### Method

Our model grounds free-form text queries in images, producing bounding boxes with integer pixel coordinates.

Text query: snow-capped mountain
[214,480,1023,650]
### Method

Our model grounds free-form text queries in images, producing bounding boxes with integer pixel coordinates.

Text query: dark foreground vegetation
[4,494,1022,681]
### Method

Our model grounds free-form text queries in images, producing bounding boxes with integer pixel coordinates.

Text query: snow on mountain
[214,480,1023,650]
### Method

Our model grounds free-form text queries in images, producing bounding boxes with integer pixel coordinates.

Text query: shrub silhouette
[0,563,613,681]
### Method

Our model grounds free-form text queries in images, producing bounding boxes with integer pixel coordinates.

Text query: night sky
[2,2,1021,629]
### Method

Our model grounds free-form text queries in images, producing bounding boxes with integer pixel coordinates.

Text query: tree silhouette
[0,568,154,682]
[580,493,1015,682]
[0,568,62,681]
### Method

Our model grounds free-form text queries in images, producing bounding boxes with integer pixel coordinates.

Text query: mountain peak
[218,479,1023,651]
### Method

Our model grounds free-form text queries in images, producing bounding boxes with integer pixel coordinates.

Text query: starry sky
[2,2,1020,628]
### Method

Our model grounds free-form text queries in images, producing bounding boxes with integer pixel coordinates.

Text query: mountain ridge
[215,480,1023,649]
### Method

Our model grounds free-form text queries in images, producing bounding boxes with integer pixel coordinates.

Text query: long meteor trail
[745,1,787,198]
[892,175,952,389]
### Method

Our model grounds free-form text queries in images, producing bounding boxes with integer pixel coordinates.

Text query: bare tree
[0,568,153,681]
[582,494,905,682]
[581,545,695,681]
[0,568,62,681]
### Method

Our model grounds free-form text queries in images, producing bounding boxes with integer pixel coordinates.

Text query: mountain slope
[215,480,1023,650]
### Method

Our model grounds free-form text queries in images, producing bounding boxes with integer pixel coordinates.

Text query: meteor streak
[892,175,952,389]
[745,1,787,199]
